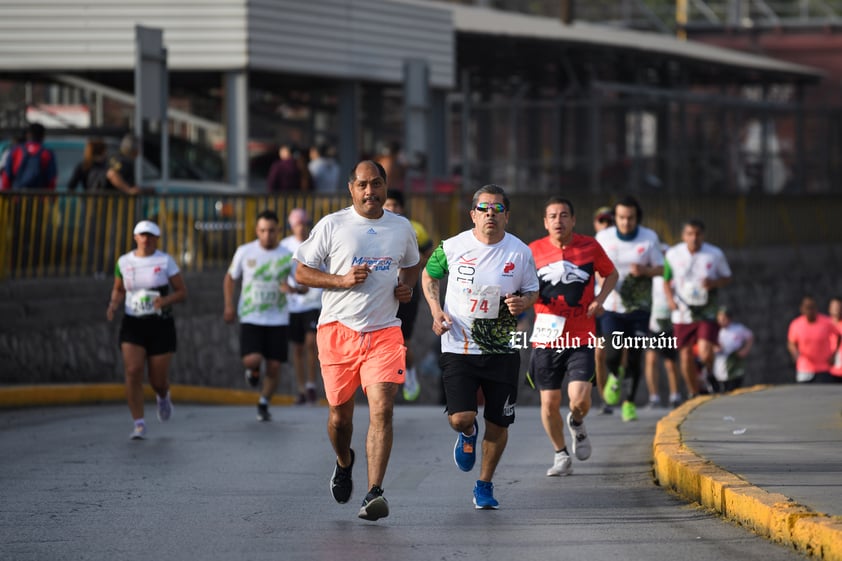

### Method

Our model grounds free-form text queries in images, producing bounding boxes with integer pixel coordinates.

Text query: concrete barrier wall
[1,244,840,395]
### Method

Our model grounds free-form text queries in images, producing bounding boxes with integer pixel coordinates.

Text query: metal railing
[2,190,840,280]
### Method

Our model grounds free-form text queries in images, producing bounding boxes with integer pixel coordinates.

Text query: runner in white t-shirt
[712,306,754,393]
[280,208,322,405]
[595,197,664,422]
[663,219,732,397]
[293,160,420,522]
[106,220,187,440]
[224,210,294,422]
[422,184,539,510]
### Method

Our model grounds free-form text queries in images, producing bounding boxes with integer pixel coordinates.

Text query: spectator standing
[280,208,322,405]
[528,197,617,477]
[1,122,57,190]
[293,160,420,521]
[787,295,841,384]
[266,144,303,193]
[374,141,406,189]
[711,306,754,392]
[422,184,538,508]
[308,144,340,194]
[67,138,109,191]
[223,210,294,421]
[383,189,434,401]
[106,220,187,439]
[663,219,732,397]
[595,196,664,422]
[106,134,143,195]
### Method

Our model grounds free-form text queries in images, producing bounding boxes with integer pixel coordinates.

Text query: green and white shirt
[595,225,664,314]
[228,240,293,326]
[426,230,538,355]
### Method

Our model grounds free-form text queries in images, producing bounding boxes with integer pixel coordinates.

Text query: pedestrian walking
[293,160,420,521]
[106,220,187,440]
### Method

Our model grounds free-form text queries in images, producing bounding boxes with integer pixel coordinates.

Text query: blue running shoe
[473,480,499,510]
[453,420,478,472]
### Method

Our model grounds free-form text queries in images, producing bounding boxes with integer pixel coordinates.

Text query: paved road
[0,399,816,561]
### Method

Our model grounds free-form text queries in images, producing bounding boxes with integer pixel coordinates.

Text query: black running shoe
[257,402,271,422]
[245,369,260,388]
[358,485,389,521]
[330,449,354,503]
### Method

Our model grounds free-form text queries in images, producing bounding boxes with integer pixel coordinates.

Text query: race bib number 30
[129,289,161,316]
[530,313,566,345]
[459,285,501,319]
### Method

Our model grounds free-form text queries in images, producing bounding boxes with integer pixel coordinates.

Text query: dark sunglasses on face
[474,202,506,214]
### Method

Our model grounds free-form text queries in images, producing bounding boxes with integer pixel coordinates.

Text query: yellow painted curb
[0,383,312,408]
[653,386,842,561]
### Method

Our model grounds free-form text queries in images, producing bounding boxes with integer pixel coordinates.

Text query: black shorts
[240,323,289,362]
[439,352,519,427]
[529,346,595,390]
[288,309,319,344]
[396,287,420,341]
[119,315,177,356]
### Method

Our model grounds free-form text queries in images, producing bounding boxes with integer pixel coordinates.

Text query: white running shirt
[227,240,293,326]
[293,207,420,332]
[664,242,732,324]
[426,230,539,355]
[115,250,180,318]
[280,235,323,313]
[596,225,664,314]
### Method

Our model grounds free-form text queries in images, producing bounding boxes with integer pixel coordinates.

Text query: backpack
[11,145,48,189]
[85,162,109,191]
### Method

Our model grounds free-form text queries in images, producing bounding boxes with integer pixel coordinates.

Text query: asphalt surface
[0,384,839,561]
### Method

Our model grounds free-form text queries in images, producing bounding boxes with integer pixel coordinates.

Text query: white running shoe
[546,451,573,476]
[156,392,173,422]
[402,367,421,401]
[130,423,147,440]
[566,412,591,461]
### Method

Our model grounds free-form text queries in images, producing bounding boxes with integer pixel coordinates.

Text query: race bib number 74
[459,285,501,319]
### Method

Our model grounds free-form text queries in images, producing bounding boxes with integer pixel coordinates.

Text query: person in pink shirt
[828,297,842,381]
[787,296,841,384]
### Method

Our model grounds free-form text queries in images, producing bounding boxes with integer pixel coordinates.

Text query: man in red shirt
[528,197,618,477]
[1,123,57,190]
[787,295,841,384]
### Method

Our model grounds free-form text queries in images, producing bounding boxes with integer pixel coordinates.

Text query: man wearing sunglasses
[421,185,539,510]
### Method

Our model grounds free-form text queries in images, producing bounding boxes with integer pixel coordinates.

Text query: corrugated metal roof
[0,0,455,87]
[391,0,823,80]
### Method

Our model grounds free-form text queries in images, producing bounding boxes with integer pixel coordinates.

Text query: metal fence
[0,192,463,280]
[3,190,842,280]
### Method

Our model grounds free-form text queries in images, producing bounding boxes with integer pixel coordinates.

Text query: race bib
[128,289,161,316]
[530,313,566,345]
[678,280,708,306]
[459,285,501,319]
[252,280,280,306]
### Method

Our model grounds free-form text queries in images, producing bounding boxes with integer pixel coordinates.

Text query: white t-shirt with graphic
[280,235,322,314]
[115,250,180,318]
[713,322,753,381]
[227,240,293,326]
[293,207,420,332]
[664,242,732,324]
[596,226,664,314]
[426,230,539,355]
